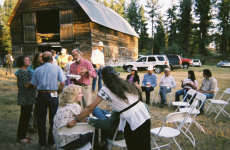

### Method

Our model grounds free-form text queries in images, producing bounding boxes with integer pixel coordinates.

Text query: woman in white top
[68,66,151,150]
[175,70,198,102]
[53,85,93,150]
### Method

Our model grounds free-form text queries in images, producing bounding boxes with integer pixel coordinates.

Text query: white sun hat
[164,68,171,72]
[132,66,138,71]
[147,66,153,71]
[98,41,104,47]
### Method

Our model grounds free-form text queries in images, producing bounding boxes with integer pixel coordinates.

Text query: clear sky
[0,0,4,6]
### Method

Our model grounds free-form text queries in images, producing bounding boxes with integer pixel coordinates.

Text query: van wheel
[183,63,189,69]
[126,66,133,72]
[154,67,161,74]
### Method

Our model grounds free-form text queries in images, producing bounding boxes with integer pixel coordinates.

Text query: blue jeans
[159,86,171,104]
[175,89,189,102]
[200,93,214,110]
[92,107,110,120]
[92,68,102,91]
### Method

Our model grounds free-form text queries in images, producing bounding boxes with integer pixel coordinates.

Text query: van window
[157,56,165,61]
[148,57,156,62]
[137,57,146,62]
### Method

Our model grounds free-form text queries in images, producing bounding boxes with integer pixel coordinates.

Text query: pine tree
[166,5,180,54]
[178,0,193,55]
[153,16,166,54]
[126,0,140,33]
[217,0,230,56]
[138,5,149,52]
[146,0,159,54]
[195,0,212,55]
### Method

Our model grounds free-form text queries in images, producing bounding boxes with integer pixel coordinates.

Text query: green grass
[0,66,230,150]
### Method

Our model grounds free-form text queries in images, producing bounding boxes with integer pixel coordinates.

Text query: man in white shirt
[159,68,176,107]
[91,41,105,92]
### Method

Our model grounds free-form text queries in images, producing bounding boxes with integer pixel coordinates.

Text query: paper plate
[67,74,81,80]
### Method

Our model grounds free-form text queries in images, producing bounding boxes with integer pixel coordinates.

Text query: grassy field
[0,66,230,150]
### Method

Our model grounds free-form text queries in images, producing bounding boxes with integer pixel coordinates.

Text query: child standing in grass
[15,56,36,144]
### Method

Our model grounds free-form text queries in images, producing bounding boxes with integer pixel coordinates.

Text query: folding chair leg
[151,135,161,150]
[205,102,212,113]
[180,127,195,147]
[215,106,230,120]
[172,137,182,150]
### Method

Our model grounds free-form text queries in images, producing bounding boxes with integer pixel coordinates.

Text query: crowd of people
[14,41,218,150]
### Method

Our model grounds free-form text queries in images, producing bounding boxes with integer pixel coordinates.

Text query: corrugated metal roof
[76,0,139,37]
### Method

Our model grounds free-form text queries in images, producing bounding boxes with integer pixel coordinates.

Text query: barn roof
[76,0,139,37]
[8,0,139,37]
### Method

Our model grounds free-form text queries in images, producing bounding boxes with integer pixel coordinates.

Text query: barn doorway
[36,10,60,42]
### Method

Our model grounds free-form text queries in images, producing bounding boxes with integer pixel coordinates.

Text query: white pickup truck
[123,55,170,73]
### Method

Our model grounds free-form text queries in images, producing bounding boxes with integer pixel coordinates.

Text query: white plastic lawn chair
[206,88,230,121]
[107,125,127,150]
[172,89,197,111]
[55,123,95,150]
[151,112,184,150]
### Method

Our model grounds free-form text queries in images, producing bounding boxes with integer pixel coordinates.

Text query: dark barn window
[36,10,60,42]
[36,10,59,33]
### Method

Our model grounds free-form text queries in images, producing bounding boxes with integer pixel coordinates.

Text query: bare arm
[58,82,65,94]
[67,96,103,127]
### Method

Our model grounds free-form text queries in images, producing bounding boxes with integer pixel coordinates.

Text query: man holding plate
[70,49,96,108]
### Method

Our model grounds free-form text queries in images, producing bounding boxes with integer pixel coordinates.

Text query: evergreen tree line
[97,0,230,58]
[0,0,229,59]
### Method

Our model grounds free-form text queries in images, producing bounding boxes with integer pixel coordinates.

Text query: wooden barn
[8,0,139,62]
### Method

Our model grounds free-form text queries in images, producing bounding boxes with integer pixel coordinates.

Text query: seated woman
[53,84,93,150]
[68,66,151,150]
[175,70,198,102]
[126,66,140,87]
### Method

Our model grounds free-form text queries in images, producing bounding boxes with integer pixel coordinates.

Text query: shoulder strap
[119,100,140,114]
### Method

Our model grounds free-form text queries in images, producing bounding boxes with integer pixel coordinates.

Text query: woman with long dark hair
[26,52,43,131]
[126,66,140,87]
[27,52,43,76]
[15,56,36,143]
[67,66,151,150]
[175,70,198,102]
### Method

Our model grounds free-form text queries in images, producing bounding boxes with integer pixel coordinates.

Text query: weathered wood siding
[18,0,74,12]
[10,0,138,61]
[90,23,138,64]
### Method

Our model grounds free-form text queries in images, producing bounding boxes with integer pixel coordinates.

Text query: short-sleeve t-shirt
[98,86,150,131]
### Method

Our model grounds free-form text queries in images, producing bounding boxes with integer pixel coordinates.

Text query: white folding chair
[151,112,183,150]
[205,88,230,121]
[172,89,197,111]
[166,109,205,147]
[55,123,95,150]
[179,92,207,116]
[107,125,127,150]
[206,88,219,112]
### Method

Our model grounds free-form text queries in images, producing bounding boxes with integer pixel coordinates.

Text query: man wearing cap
[159,68,176,107]
[141,66,157,105]
[91,41,105,92]
[31,51,65,148]
[57,48,69,70]
[70,49,96,107]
